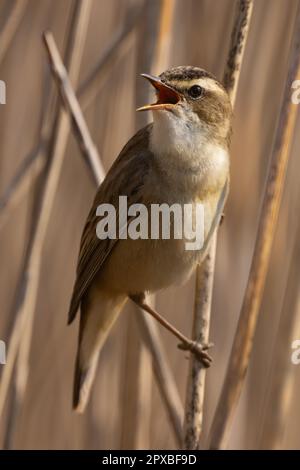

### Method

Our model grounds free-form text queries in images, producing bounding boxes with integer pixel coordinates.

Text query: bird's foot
[130,292,213,368]
[178,341,213,368]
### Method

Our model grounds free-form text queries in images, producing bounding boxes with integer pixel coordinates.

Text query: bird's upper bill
[137,74,181,112]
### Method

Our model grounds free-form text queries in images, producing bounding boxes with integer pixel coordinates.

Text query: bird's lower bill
[137,73,181,112]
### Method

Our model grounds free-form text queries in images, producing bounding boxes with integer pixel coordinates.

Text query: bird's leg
[129,293,213,368]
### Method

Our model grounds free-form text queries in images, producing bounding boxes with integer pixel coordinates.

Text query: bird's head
[138,66,232,146]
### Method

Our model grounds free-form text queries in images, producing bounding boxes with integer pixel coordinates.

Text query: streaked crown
[159,66,232,144]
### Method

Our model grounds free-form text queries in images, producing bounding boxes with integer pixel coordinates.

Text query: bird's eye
[188,85,203,99]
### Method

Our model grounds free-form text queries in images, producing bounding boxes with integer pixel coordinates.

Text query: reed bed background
[0,0,300,450]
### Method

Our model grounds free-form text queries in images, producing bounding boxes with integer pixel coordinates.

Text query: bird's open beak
[136,74,181,112]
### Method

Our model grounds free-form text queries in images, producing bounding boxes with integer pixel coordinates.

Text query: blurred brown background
[0,0,300,450]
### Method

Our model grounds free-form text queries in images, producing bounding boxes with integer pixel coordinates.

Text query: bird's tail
[73,350,98,414]
[72,289,126,413]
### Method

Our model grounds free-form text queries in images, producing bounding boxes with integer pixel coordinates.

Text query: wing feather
[68,124,153,323]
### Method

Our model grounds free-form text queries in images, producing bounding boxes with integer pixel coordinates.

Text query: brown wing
[68,124,153,324]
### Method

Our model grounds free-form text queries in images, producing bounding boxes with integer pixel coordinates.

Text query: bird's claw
[178,341,213,368]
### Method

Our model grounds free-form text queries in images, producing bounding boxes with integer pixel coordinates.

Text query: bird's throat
[150,111,229,197]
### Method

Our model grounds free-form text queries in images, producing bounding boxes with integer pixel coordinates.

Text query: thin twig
[43,32,105,184]
[208,4,300,449]
[0,0,28,64]
[0,0,93,446]
[44,28,183,447]
[184,0,253,450]
[222,0,254,105]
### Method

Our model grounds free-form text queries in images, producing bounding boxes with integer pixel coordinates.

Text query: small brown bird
[68,66,232,413]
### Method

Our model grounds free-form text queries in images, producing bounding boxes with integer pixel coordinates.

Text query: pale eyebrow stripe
[168,78,224,94]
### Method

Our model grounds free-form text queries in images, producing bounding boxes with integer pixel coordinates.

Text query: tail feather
[68,285,81,325]
[72,289,126,413]
[73,352,99,413]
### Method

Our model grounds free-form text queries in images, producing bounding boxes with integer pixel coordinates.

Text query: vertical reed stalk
[208,3,300,449]
[184,0,254,450]
[122,0,179,449]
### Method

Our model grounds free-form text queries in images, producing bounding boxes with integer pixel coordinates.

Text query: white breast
[150,109,229,197]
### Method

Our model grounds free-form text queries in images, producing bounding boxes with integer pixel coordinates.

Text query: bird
[68,65,233,413]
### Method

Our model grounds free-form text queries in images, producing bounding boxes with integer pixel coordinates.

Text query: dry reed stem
[208,4,300,449]
[44,27,183,446]
[0,3,140,231]
[184,0,253,450]
[0,0,93,445]
[0,0,28,64]
[136,312,183,445]
[259,217,300,449]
